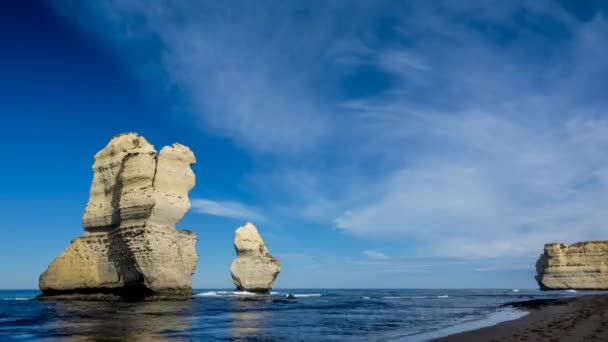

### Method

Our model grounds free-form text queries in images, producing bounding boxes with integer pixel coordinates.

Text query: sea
[0,288,596,341]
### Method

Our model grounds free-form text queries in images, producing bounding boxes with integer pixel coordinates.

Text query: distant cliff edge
[536,241,608,290]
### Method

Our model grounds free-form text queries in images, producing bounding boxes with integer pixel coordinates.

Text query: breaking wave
[291,294,321,298]
[194,291,258,297]
[194,291,320,298]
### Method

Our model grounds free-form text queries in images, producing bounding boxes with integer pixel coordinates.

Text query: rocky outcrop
[39,133,198,300]
[535,241,608,290]
[230,223,280,293]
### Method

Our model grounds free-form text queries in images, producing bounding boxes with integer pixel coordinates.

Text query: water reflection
[229,298,269,340]
[44,300,194,340]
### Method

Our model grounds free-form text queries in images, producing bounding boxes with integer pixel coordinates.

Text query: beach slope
[435,294,608,341]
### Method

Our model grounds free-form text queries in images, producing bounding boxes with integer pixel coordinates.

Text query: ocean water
[0,289,594,341]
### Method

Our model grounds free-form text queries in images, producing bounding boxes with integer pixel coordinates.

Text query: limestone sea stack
[535,241,608,290]
[38,133,198,300]
[230,223,281,293]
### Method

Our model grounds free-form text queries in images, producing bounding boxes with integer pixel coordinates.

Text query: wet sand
[434,294,608,342]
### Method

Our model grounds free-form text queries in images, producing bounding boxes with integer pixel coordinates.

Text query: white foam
[512,289,520,292]
[195,290,275,298]
[565,289,577,293]
[292,294,321,298]
[195,290,314,298]
[436,295,449,298]
[382,296,427,299]
[1,297,32,301]
[361,296,371,299]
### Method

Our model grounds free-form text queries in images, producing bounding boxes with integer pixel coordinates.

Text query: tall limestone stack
[535,241,608,290]
[39,133,198,300]
[230,223,281,293]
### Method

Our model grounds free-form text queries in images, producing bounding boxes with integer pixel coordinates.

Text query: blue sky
[2,0,608,289]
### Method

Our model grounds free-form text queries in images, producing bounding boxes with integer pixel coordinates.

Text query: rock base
[37,286,192,301]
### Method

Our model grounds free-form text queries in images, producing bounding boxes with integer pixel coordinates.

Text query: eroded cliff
[230,222,280,293]
[535,241,608,290]
[39,133,198,300]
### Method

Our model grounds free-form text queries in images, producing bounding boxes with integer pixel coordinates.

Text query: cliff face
[535,241,608,290]
[39,133,198,300]
[230,223,281,293]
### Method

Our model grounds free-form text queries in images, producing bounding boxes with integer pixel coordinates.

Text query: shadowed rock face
[536,241,608,290]
[39,133,198,300]
[230,223,280,293]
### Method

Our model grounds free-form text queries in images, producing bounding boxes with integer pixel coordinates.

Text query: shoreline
[433,294,608,341]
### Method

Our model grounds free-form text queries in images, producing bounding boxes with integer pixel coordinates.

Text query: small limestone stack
[230,223,281,293]
[39,133,198,300]
[535,241,608,290]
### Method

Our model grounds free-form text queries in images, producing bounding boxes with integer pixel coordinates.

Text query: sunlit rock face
[535,241,608,290]
[38,133,198,300]
[230,223,281,293]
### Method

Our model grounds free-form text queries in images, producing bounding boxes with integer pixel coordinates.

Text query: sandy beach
[435,294,608,342]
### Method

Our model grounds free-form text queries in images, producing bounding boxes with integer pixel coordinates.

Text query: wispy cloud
[363,250,388,260]
[330,6,608,258]
[335,113,608,258]
[191,198,266,222]
[52,1,339,155]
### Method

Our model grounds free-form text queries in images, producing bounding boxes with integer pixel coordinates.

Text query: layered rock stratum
[38,133,198,300]
[230,223,281,293]
[535,241,608,290]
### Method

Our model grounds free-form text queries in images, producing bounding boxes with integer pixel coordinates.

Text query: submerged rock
[38,133,198,300]
[535,241,608,290]
[230,223,281,293]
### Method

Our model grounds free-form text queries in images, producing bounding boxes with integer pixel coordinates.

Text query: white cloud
[325,4,608,258]
[336,112,608,258]
[363,250,388,260]
[191,198,266,222]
